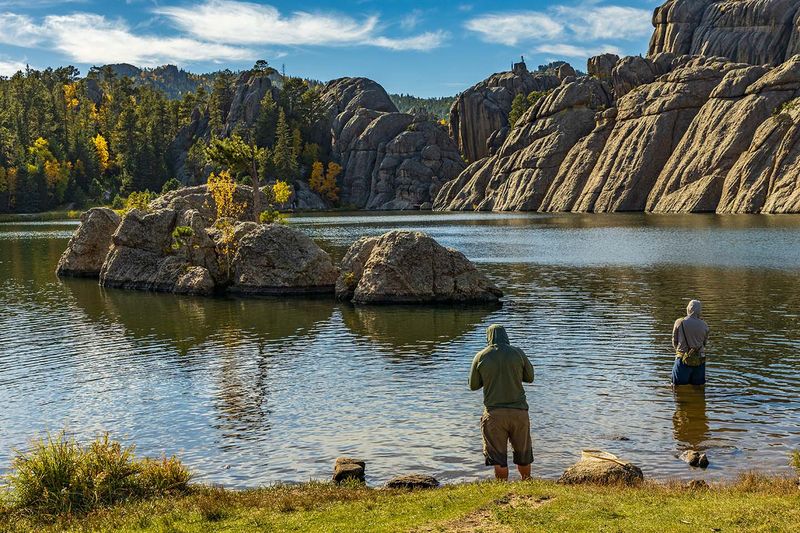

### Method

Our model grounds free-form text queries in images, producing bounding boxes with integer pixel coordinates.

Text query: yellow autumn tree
[63,83,79,110]
[272,180,292,205]
[308,160,340,203]
[93,134,110,173]
[207,170,246,276]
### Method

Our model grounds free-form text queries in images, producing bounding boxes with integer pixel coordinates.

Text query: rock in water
[99,208,220,296]
[384,474,439,490]
[333,457,366,484]
[229,224,338,296]
[681,450,710,468]
[336,231,502,304]
[56,208,121,278]
[559,456,644,485]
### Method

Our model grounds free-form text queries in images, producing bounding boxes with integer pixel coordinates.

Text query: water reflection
[61,277,337,354]
[2,213,800,485]
[672,386,710,451]
[340,304,499,356]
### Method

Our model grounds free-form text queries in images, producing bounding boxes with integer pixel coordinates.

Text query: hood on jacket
[687,299,702,318]
[486,324,510,346]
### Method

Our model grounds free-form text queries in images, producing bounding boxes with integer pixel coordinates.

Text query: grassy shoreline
[2,474,799,532]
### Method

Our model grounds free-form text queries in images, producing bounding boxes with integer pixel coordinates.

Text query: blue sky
[0,0,659,96]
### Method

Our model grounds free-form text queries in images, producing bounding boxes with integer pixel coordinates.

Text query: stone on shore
[680,450,709,468]
[384,474,440,490]
[559,456,644,486]
[229,224,338,296]
[685,479,709,490]
[333,457,366,484]
[56,207,121,278]
[336,231,502,304]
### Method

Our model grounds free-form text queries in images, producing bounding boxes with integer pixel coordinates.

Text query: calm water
[1,212,799,486]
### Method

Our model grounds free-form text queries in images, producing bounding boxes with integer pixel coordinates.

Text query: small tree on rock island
[206,134,265,222]
[207,170,246,277]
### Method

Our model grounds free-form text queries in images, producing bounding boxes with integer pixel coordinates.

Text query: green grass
[2,474,798,532]
[1,432,190,521]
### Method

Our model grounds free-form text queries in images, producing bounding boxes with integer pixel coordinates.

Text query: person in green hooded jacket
[469,324,534,480]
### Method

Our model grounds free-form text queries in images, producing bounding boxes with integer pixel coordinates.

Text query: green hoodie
[469,324,534,410]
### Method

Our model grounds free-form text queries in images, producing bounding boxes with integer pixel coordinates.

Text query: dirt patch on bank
[415,493,554,532]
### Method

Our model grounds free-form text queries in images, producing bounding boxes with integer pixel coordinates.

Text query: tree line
[0,61,339,214]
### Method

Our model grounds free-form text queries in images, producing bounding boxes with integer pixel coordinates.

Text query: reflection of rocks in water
[673,386,709,451]
[65,278,335,354]
[340,304,497,355]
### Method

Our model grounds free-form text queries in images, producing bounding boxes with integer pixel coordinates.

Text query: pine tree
[508,93,529,127]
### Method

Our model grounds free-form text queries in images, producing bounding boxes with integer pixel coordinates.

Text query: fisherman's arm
[521,350,534,383]
[672,320,680,350]
[468,354,483,390]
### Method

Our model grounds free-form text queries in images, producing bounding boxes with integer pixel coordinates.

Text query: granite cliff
[435,0,800,214]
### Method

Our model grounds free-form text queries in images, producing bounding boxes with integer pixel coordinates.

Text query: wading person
[672,299,710,386]
[469,324,534,480]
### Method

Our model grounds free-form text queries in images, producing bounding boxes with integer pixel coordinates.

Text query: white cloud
[0,1,447,68]
[372,31,448,52]
[553,5,652,41]
[400,9,423,31]
[156,1,446,51]
[535,43,623,59]
[41,14,253,65]
[0,13,46,46]
[465,12,563,46]
[465,3,651,47]
[0,58,27,76]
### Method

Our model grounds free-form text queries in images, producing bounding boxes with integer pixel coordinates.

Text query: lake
[1,212,799,487]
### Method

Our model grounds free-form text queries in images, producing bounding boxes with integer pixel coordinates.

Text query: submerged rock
[56,207,121,278]
[336,231,502,304]
[680,450,709,468]
[229,224,338,296]
[384,474,439,490]
[559,454,644,485]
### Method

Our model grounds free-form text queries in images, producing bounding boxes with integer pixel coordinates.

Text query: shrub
[791,450,800,475]
[4,432,191,518]
[111,194,125,210]
[170,226,195,252]
[123,191,155,213]
[259,208,285,224]
[160,178,182,194]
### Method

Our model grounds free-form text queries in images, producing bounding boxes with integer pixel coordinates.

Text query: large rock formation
[435,77,612,211]
[336,231,502,304]
[575,56,743,212]
[57,186,339,297]
[320,78,465,210]
[448,60,564,163]
[648,57,800,212]
[649,0,800,66]
[438,36,800,213]
[56,208,121,277]
[229,224,339,295]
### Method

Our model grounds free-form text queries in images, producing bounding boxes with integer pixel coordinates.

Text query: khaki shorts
[481,408,533,467]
